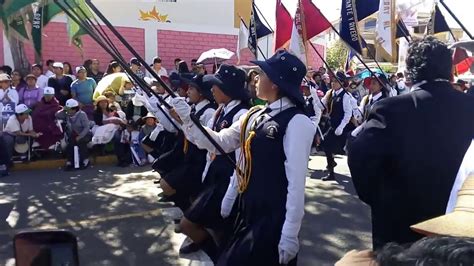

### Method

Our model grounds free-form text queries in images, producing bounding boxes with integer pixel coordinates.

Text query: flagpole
[396,18,411,43]
[439,0,474,40]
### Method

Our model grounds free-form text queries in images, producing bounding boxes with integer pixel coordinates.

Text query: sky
[255,0,474,40]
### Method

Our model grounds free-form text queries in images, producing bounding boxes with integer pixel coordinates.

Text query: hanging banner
[376,0,393,57]
[31,2,43,58]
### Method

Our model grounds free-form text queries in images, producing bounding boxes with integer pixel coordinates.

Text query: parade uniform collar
[194,99,211,113]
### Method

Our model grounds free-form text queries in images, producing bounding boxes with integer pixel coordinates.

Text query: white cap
[65,99,79,108]
[43,87,55,95]
[0,73,11,82]
[75,66,87,73]
[15,104,30,114]
[52,62,64,69]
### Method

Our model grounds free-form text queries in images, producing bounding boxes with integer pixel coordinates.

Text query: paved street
[0,154,371,266]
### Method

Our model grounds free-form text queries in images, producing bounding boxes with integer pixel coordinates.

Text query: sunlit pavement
[0,154,371,266]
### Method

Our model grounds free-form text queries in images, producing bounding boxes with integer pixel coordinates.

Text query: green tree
[326,40,348,70]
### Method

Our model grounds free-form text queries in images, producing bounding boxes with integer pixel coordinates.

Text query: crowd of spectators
[1,55,473,176]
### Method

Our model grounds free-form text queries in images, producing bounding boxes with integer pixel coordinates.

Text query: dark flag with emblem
[427,4,450,35]
[340,0,379,54]
[248,2,272,58]
[395,17,411,40]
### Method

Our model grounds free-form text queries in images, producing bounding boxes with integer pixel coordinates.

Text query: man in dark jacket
[348,36,474,250]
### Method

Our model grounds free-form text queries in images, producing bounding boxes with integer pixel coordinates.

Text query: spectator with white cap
[71,66,96,118]
[32,87,63,150]
[55,99,92,171]
[3,104,41,163]
[31,64,49,89]
[0,73,19,105]
[18,74,43,110]
[48,62,73,106]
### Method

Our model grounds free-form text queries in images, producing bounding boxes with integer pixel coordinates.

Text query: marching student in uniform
[351,74,389,137]
[316,71,354,181]
[157,74,216,212]
[171,50,315,266]
[178,65,249,258]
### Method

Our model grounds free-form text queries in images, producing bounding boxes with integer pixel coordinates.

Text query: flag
[340,0,379,54]
[300,0,331,40]
[455,57,474,75]
[427,4,450,35]
[0,0,37,32]
[345,49,356,73]
[274,0,292,51]
[9,15,29,41]
[248,2,272,58]
[395,16,411,40]
[237,18,249,63]
[375,0,393,57]
[42,1,62,26]
[31,2,43,57]
[66,0,94,52]
[289,2,307,64]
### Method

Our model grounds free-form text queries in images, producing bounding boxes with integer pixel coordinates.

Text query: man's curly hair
[406,36,452,83]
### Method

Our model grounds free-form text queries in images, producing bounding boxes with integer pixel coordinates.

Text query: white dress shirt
[319,88,353,131]
[184,97,315,238]
[183,100,247,181]
[446,139,474,213]
[358,91,383,116]
[147,67,168,78]
[36,74,49,89]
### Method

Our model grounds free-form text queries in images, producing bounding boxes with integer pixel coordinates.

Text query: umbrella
[354,69,385,79]
[94,72,129,97]
[197,48,235,65]
[449,40,474,53]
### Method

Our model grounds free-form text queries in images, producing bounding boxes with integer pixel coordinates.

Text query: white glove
[335,126,344,136]
[171,97,191,124]
[221,175,239,218]
[309,84,319,99]
[278,234,299,265]
[148,95,160,106]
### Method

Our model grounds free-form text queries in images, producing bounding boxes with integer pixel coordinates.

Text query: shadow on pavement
[0,167,182,266]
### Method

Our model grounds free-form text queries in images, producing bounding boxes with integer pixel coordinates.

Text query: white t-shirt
[36,74,49,89]
[0,88,20,105]
[4,115,33,134]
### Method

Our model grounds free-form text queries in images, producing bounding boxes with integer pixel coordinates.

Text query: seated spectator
[130,58,145,79]
[55,99,91,171]
[91,96,126,145]
[32,87,63,150]
[48,62,73,106]
[0,65,13,75]
[103,61,122,77]
[31,64,49,89]
[3,104,42,162]
[0,73,19,105]
[147,56,168,78]
[11,70,27,92]
[126,93,148,124]
[71,66,96,118]
[63,62,76,81]
[104,91,122,111]
[139,112,158,163]
[87,59,104,83]
[19,74,43,110]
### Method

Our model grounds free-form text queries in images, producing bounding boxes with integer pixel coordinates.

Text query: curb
[11,155,118,171]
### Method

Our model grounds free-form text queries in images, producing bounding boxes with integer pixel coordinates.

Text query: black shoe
[321,172,336,181]
[80,160,90,170]
[158,195,172,202]
[179,242,201,254]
